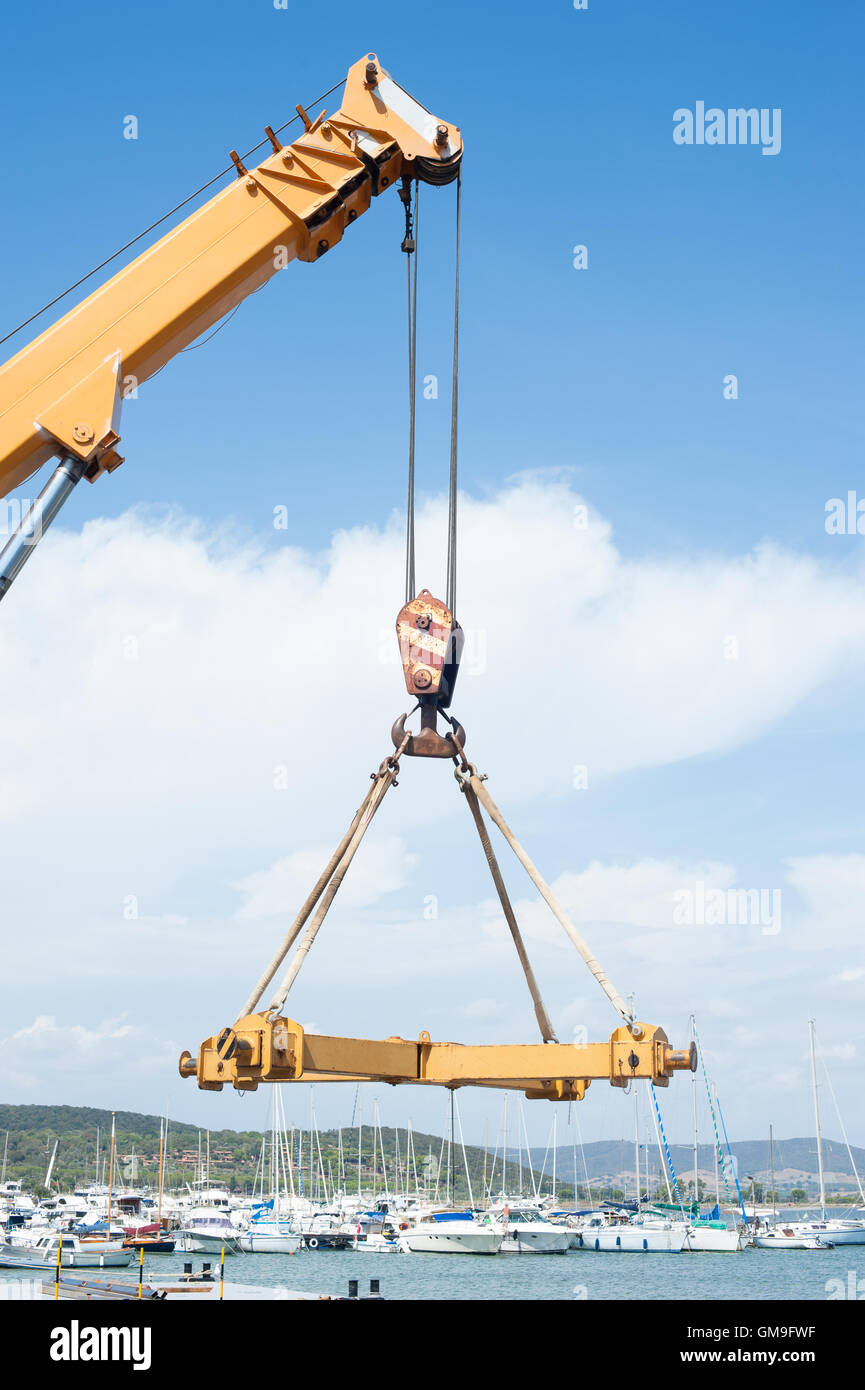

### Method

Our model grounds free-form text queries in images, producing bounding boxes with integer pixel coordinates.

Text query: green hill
[1,1104,861,1205]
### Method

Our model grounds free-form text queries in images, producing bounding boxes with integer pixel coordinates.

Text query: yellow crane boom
[0,53,461,597]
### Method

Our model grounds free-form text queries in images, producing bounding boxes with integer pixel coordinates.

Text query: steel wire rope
[0,79,346,348]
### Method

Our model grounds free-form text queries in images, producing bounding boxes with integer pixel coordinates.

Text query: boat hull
[238,1230,301,1254]
[301,1232,354,1251]
[397,1230,502,1255]
[498,1229,572,1254]
[0,1243,133,1269]
[683,1226,743,1252]
[753,1234,832,1250]
[574,1227,685,1252]
[787,1224,865,1246]
[174,1231,243,1255]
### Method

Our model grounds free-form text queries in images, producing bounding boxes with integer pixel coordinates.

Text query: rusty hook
[391,703,466,759]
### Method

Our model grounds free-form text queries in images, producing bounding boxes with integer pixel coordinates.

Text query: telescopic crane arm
[0,53,461,598]
[1,56,698,1101]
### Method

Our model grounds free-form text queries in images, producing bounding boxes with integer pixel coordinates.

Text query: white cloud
[1,478,864,1136]
[234,837,417,920]
[784,854,865,948]
[0,478,862,864]
[6,1015,133,1052]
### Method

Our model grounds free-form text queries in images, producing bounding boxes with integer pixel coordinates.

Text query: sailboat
[237,1091,301,1253]
[593,1021,743,1253]
[123,1115,175,1253]
[753,1121,830,1249]
[671,1019,743,1252]
[779,1021,865,1247]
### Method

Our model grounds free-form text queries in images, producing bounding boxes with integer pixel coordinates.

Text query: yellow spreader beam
[179,1016,697,1100]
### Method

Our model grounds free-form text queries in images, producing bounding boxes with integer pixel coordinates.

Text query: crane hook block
[396,589,463,708]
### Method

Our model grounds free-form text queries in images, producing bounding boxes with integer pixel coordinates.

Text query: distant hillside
[1,1104,861,1200]
[0,1103,522,1201]
[530,1137,865,1188]
[0,1105,237,1146]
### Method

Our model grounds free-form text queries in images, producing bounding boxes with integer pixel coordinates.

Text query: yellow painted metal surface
[179,1015,697,1099]
[0,54,462,496]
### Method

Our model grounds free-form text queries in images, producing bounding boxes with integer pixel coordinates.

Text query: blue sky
[1,1,863,1160]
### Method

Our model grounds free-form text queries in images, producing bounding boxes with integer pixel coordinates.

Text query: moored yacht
[175,1207,244,1255]
[397,1210,502,1255]
[753,1227,833,1250]
[483,1203,571,1254]
[0,1233,134,1269]
[780,1217,865,1247]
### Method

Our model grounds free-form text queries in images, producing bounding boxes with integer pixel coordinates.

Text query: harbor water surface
[2,1246,859,1301]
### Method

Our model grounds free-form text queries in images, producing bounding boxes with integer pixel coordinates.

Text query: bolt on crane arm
[0,54,461,595]
[179,1014,697,1100]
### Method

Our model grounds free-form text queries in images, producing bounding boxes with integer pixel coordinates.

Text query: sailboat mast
[690,1013,698,1207]
[377,1105,389,1203]
[711,1082,720,1208]
[633,1084,641,1209]
[371,1110,377,1204]
[483,1119,489,1205]
[769,1123,776,1226]
[809,1019,826,1217]
[106,1113,116,1234]
[157,1116,165,1228]
[517,1106,523,1197]
[407,1126,413,1199]
[631,993,640,1210]
[502,1093,508,1197]
[449,1089,455,1205]
[308,1101,314,1202]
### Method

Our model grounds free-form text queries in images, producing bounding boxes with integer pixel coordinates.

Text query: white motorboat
[175,1208,244,1255]
[0,1233,134,1269]
[397,1211,502,1255]
[354,1231,401,1254]
[780,1218,865,1247]
[298,1212,355,1250]
[753,1227,833,1250]
[349,1213,401,1253]
[484,1204,571,1254]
